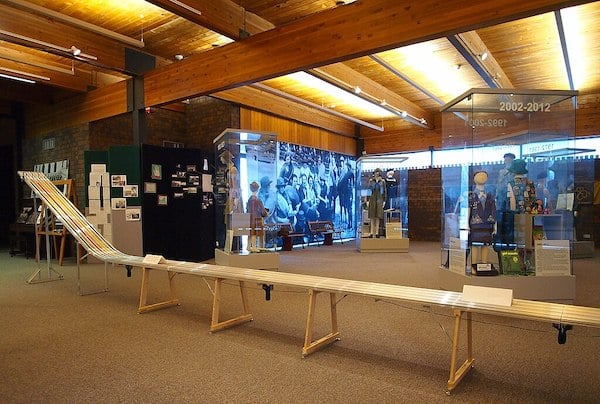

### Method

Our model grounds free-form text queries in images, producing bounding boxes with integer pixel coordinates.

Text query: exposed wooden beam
[144,0,591,108]
[554,10,576,91]
[3,0,144,48]
[0,59,90,92]
[213,86,356,137]
[310,63,434,129]
[146,0,274,40]
[25,80,130,137]
[450,31,514,88]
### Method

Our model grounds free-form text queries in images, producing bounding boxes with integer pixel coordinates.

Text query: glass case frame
[439,88,578,277]
[214,129,277,253]
[355,155,411,250]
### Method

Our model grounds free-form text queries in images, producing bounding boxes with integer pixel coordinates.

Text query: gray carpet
[1,241,599,403]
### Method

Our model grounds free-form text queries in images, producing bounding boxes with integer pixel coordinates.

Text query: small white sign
[462,285,513,307]
[143,254,165,265]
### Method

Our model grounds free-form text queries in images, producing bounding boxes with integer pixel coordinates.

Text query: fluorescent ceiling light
[287,72,395,118]
[0,73,35,84]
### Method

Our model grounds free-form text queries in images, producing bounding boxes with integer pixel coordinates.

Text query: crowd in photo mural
[256,142,357,244]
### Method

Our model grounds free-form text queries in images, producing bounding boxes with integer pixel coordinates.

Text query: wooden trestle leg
[302,289,341,357]
[447,309,474,394]
[138,267,180,313]
[209,278,253,332]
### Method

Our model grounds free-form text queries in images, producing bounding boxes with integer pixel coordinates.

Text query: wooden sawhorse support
[447,309,474,394]
[302,290,340,357]
[138,267,180,313]
[209,278,253,332]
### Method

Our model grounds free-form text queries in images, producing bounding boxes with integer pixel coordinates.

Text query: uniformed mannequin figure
[220,150,244,216]
[469,170,496,264]
[247,181,268,252]
[368,168,386,237]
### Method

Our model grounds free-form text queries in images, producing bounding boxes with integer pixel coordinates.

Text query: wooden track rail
[18,171,600,394]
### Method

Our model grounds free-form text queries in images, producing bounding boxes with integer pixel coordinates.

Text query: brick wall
[22,123,89,209]
[408,168,442,241]
[186,96,240,149]
[89,113,133,150]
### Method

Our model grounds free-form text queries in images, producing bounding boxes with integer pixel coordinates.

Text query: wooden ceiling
[1,0,599,137]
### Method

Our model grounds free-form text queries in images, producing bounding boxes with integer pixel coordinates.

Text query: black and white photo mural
[257,142,356,246]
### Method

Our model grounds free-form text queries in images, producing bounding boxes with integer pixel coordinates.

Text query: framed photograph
[186,165,197,173]
[188,174,200,186]
[157,194,168,206]
[123,185,139,198]
[151,164,162,180]
[144,182,157,193]
[111,175,126,187]
[125,208,141,221]
[111,198,126,210]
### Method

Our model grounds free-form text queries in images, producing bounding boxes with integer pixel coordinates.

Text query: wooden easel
[36,179,77,266]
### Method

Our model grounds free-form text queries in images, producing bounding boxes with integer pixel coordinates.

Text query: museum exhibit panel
[355,156,410,252]
[438,88,579,300]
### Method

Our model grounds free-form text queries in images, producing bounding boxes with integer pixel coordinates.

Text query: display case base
[214,248,279,271]
[359,237,409,253]
[438,268,576,303]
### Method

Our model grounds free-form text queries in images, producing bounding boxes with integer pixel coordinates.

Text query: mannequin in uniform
[247,181,268,252]
[221,150,244,215]
[220,150,244,252]
[367,168,387,237]
[469,171,496,264]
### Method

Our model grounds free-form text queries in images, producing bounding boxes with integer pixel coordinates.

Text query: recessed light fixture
[354,86,361,94]
[70,46,81,56]
[480,51,489,61]
[175,54,184,61]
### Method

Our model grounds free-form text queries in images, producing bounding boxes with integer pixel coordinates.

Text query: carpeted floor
[1,241,599,403]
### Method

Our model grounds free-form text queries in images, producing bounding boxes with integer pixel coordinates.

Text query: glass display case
[439,88,578,278]
[355,156,410,252]
[214,129,277,254]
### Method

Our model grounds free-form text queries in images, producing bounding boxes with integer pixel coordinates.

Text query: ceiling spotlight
[480,51,489,61]
[70,46,81,56]
[175,54,184,61]
[354,86,361,94]
[380,99,387,106]
[401,111,408,118]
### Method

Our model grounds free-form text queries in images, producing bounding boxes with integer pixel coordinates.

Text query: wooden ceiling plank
[0,4,127,72]
[311,63,434,128]
[4,0,144,48]
[146,0,274,39]
[144,0,591,107]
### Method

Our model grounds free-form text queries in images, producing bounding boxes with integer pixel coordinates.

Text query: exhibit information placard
[449,237,467,275]
[534,239,571,276]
